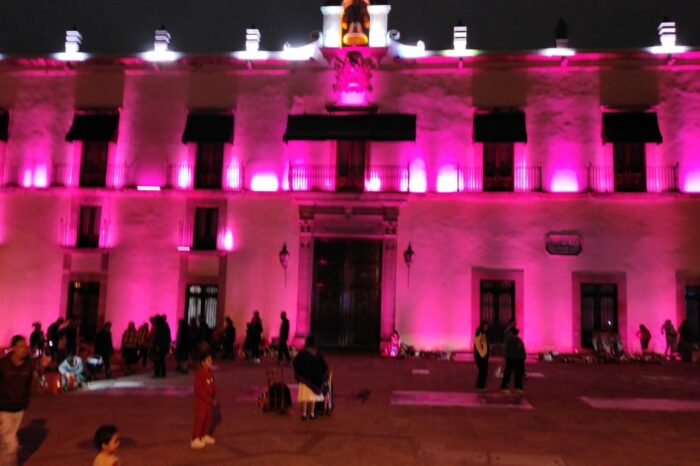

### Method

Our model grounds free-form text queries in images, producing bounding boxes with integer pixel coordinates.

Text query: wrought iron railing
[588,165,614,193]
[514,165,542,192]
[51,163,132,188]
[646,164,678,192]
[288,164,409,193]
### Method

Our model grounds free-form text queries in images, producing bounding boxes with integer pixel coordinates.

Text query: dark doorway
[483,142,514,191]
[193,207,218,251]
[311,238,382,350]
[336,140,367,192]
[194,142,224,190]
[581,283,618,348]
[66,281,100,342]
[613,143,646,192]
[79,141,109,188]
[480,280,515,344]
[685,285,700,343]
[185,284,219,329]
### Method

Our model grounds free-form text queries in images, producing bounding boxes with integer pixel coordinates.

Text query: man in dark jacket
[223,317,236,360]
[500,327,526,394]
[150,316,172,378]
[93,322,114,378]
[0,335,48,466]
[278,312,291,364]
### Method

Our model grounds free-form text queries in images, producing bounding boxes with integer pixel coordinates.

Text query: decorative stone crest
[333,51,373,106]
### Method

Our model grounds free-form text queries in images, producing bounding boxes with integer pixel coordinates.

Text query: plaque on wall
[545,232,582,256]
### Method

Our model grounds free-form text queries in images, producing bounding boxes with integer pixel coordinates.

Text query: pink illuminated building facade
[1,4,699,353]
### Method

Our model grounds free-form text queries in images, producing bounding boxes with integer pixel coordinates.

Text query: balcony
[288,164,409,193]
[588,164,678,193]
[447,165,542,193]
[168,163,244,191]
[51,163,132,188]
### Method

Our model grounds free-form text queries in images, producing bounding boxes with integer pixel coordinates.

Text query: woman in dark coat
[473,321,490,391]
[293,336,328,420]
[175,318,190,373]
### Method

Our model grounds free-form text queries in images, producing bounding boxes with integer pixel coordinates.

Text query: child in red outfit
[191,352,216,449]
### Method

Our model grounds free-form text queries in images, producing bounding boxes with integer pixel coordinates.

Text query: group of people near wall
[655,319,698,362]
[473,318,527,393]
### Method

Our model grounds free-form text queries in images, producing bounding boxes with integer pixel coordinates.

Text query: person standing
[0,336,48,466]
[661,320,678,360]
[29,323,45,356]
[222,317,236,360]
[137,323,151,368]
[94,323,114,379]
[191,352,216,450]
[121,322,139,375]
[500,328,526,394]
[278,312,291,364]
[474,321,490,391]
[636,324,652,353]
[46,318,64,359]
[175,319,191,374]
[293,336,328,420]
[250,312,263,363]
[150,316,171,378]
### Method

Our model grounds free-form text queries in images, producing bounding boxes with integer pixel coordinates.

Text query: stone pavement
[18,355,700,466]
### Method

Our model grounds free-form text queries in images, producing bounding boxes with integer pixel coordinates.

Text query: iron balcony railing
[51,163,132,188]
[455,165,542,192]
[288,164,409,193]
[588,164,678,193]
[167,163,244,190]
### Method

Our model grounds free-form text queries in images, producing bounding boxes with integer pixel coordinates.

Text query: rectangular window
[79,141,109,188]
[194,142,224,190]
[581,283,618,349]
[336,140,367,192]
[686,286,700,344]
[185,284,219,330]
[613,143,646,192]
[483,142,514,192]
[193,207,218,251]
[77,205,101,248]
[479,280,515,343]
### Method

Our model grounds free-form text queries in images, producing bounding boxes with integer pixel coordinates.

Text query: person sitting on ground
[92,424,120,466]
[58,354,85,390]
[293,336,328,420]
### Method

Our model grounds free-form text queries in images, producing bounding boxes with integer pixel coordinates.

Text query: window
[483,142,514,192]
[194,142,224,190]
[336,140,367,192]
[79,141,109,188]
[185,284,218,329]
[77,205,101,248]
[686,286,700,345]
[480,280,515,343]
[581,283,618,349]
[193,207,218,251]
[613,143,646,192]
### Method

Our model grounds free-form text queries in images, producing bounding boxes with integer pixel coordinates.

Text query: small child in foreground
[191,352,217,449]
[93,424,120,466]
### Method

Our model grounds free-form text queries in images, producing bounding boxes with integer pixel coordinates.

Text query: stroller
[259,368,292,414]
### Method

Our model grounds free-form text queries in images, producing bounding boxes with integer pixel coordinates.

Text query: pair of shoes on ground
[300,413,317,420]
[191,435,216,449]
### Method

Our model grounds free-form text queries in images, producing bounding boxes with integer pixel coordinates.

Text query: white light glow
[542,48,576,57]
[33,166,48,188]
[219,229,235,252]
[177,246,191,252]
[54,52,88,62]
[137,185,161,191]
[441,49,478,58]
[280,41,319,61]
[246,28,261,52]
[142,50,180,62]
[250,173,279,192]
[233,50,270,61]
[394,40,427,59]
[648,45,689,55]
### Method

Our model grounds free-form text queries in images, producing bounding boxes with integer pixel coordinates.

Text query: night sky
[0,0,698,55]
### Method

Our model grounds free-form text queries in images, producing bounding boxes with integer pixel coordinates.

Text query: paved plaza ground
[17,355,700,466]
